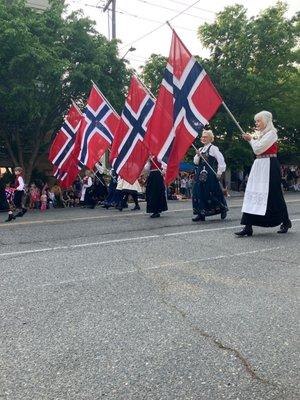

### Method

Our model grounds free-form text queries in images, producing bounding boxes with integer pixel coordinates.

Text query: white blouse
[83,177,93,189]
[16,176,25,191]
[249,130,278,155]
[193,144,226,175]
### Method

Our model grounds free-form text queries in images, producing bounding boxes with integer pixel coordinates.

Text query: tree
[0,0,130,181]
[198,2,300,164]
[140,2,299,168]
[140,54,167,96]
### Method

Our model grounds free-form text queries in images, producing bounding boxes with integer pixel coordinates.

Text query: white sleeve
[249,131,278,155]
[83,177,93,188]
[16,177,25,191]
[193,152,200,165]
[87,177,93,187]
[144,161,151,173]
[210,145,226,175]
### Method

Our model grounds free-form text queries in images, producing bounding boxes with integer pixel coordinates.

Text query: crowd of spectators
[1,163,299,214]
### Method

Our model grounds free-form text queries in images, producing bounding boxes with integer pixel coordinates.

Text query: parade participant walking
[13,167,27,218]
[5,167,27,222]
[94,162,108,201]
[118,178,141,211]
[80,170,93,207]
[103,168,118,209]
[192,130,227,222]
[145,157,168,218]
[235,111,292,236]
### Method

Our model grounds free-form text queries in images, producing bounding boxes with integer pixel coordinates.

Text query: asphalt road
[0,194,299,400]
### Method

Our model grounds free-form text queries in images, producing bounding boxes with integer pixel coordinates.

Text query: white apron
[241,158,270,216]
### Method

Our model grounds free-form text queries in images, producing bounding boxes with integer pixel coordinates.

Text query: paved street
[0,194,299,400]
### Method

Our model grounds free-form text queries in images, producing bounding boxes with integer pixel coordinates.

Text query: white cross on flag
[144,29,223,184]
[110,75,155,184]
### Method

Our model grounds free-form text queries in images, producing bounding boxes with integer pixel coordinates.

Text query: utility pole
[103,0,116,39]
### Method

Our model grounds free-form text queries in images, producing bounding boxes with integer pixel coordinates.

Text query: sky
[66,0,299,70]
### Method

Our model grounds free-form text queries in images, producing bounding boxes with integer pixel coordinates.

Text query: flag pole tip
[166,21,173,29]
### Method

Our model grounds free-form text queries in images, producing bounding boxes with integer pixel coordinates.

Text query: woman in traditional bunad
[144,157,168,218]
[235,111,292,237]
[192,130,228,222]
[93,162,108,201]
[102,168,118,209]
[118,178,141,211]
[80,170,93,206]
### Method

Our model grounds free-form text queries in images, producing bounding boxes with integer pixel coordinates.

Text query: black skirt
[146,170,168,214]
[13,190,24,208]
[241,158,289,227]
[192,167,227,217]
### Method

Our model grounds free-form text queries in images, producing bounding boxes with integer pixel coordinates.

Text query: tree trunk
[24,133,42,183]
[4,136,18,167]
[15,131,25,170]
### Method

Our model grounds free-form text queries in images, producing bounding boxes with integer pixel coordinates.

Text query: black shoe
[192,214,205,222]
[221,209,227,220]
[15,211,23,217]
[234,226,253,237]
[150,213,160,218]
[118,207,123,211]
[131,206,140,211]
[22,208,27,216]
[277,220,292,234]
[5,214,15,222]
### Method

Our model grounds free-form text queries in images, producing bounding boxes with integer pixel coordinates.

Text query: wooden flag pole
[192,144,218,176]
[71,99,83,115]
[192,144,227,192]
[222,102,246,135]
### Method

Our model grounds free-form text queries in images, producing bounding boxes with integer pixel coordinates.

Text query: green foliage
[140,54,167,96]
[0,0,130,180]
[141,2,299,168]
[197,1,300,165]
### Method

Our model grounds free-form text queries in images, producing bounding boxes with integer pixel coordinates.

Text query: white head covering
[254,110,277,137]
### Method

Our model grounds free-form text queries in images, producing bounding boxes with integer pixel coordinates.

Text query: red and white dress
[241,130,290,227]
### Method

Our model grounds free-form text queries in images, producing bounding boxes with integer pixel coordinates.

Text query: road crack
[131,259,277,387]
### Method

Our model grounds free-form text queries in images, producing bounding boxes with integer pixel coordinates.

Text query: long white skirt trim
[242,158,270,216]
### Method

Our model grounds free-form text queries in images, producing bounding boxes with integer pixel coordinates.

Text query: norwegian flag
[144,30,223,184]
[52,159,80,188]
[49,103,82,170]
[76,83,120,169]
[53,166,67,181]
[110,75,155,184]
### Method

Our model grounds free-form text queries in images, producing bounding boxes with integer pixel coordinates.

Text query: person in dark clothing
[192,130,228,222]
[145,157,168,218]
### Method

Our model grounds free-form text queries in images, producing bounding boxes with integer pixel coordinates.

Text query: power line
[133,0,213,21]
[120,0,203,50]
[116,7,198,32]
[165,0,216,15]
[81,2,202,31]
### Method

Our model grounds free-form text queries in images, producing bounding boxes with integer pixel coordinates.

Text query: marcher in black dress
[235,111,291,236]
[192,130,228,222]
[145,157,168,218]
[103,169,118,209]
